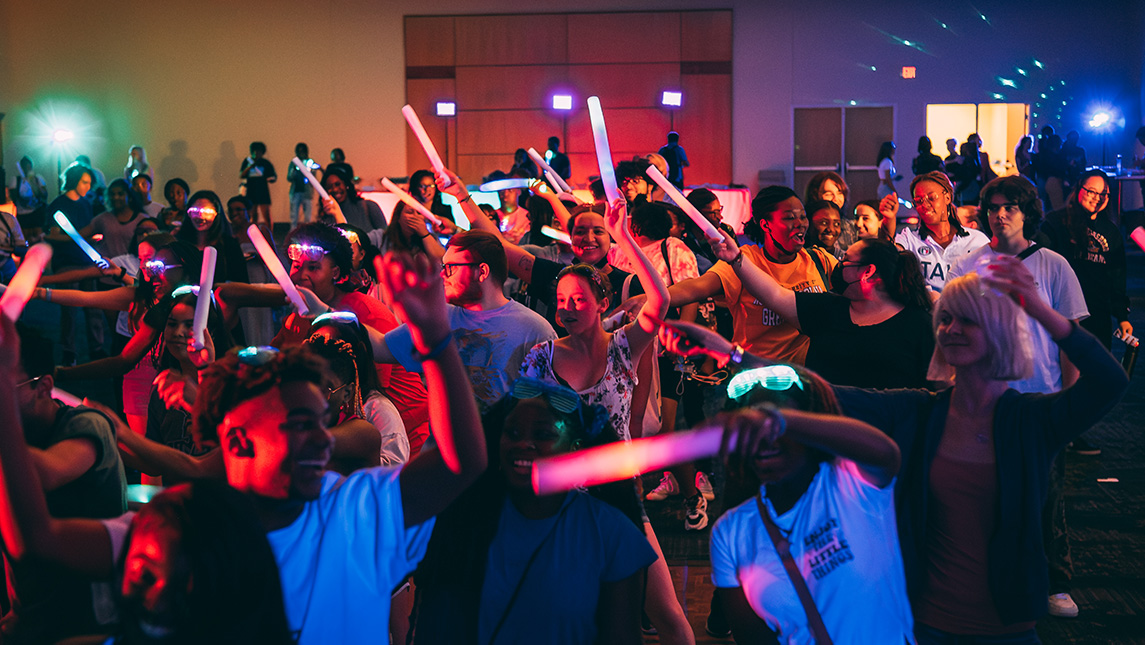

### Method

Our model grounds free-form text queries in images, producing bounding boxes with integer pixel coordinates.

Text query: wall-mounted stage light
[435,102,456,117]
[52,129,75,143]
[661,91,682,107]
[552,95,573,110]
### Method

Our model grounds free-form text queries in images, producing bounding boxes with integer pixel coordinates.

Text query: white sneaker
[645,472,680,501]
[1048,593,1079,618]
[696,471,715,501]
[684,493,709,531]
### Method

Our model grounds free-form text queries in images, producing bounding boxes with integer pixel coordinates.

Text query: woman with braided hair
[303,333,386,475]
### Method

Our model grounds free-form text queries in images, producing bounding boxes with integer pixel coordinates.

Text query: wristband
[45,288,53,303]
[412,333,452,362]
[730,251,744,268]
[729,344,744,365]
[458,194,472,203]
[118,266,128,281]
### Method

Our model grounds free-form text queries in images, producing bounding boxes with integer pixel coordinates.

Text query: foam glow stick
[645,166,721,240]
[247,225,309,315]
[291,157,329,200]
[587,96,621,204]
[192,246,217,349]
[0,243,51,321]
[541,225,571,244]
[478,178,533,192]
[380,177,443,226]
[532,422,723,495]
[528,147,572,193]
[51,387,83,406]
[1131,226,1145,254]
[53,211,107,268]
[401,104,451,188]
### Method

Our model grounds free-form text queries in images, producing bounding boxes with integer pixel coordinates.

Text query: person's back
[658,132,689,187]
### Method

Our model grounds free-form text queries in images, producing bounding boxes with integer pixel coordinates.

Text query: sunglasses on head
[511,377,581,414]
[288,243,328,262]
[312,311,359,327]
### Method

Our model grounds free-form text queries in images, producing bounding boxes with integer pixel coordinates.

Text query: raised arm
[529,180,574,231]
[605,199,669,360]
[382,252,486,528]
[436,168,538,282]
[30,284,135,311]
[56,321,161,382]
[878,193,899,241]
[708,230,798,326]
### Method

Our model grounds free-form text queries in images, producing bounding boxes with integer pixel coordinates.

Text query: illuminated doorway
[926,103,1029,177]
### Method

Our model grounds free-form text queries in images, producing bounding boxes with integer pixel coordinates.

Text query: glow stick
[1131,226,1145,254]
[528,148,572,193]
[401,104,451,187]
[478,178,533,192]
[53,211,107,268]
[380,177,443,226]
[541,225,571,244]
[192,247,217,349]
[586,97,621,204]
[645,167,721,240]
[0,243,51,321]
[247,225,309,315]
[51,387,83,406]
[532,422,722,495]
[291,157,329,201]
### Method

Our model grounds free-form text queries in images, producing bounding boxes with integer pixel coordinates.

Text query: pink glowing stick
[528,147,572,193]
[247,225,309,315]
[51,388,83,406]
[541,225,571,244]
[1130,226,1145,254]
[587,97,621,204]
[291,157,329,201]
[532,422,723,495]
[401,104,451,188]
[0,243,52,321]
[192,246,217,349]
[380,177,443,227]
[645,166,721,240]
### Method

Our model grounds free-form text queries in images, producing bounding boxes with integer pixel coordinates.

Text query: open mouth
[754,444,783,460]
[509,457,534,475]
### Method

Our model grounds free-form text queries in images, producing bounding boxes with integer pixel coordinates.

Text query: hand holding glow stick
[0,243,52,321]
[192,247,217,349]
[528,148,572,193]
[541,225,571,244]
[645,167,721,240]
[533,422,723,495]
[53,211,108,269]
[247,225,309,315]
[587,97,621,204]
[291,157,329,200]
[478,178,533,193]
[402,104,451,188]
[380,177,443,226]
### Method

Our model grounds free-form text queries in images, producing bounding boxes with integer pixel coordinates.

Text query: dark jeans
[1042,451,1073,594]
[916,624,1041,645]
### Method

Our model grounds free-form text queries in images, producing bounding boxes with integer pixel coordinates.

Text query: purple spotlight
[436,102,456,117]
[661,91,683,107]
[552,94,573,110]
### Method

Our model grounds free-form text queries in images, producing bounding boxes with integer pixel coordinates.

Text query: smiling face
[912,179,951,226]
[620,175,649,202]
[166,184,187,211]
[810,207,841,249]
[761,196,808,254]
[935,307,988,368]
[416,177,437,204]
[817,179,845,209]
[164,303,194,362]
[227,200,250,230]
[1077,176,1109,215]
[187,198,218,233]
[555,273,607,334]
[145,248,186,298]
[220,381,332,500]
[499,399,575,491]
[289,251,338,302]
[569,212,610,265]
[854,204,880,238]
[323,174,349,203]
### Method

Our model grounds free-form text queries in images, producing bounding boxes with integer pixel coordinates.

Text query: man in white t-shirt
[948,175,1089,621]
[897,171,990,293]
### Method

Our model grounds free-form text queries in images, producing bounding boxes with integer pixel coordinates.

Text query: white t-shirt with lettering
[710,460,913,644]
[896,226,989,292]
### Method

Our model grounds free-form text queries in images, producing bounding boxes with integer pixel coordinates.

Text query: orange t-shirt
[708,245,835,364]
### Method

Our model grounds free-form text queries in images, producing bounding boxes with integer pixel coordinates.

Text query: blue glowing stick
[478,178,533,193]
[53,211,107,268]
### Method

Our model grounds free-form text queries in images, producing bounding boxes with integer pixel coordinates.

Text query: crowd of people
[0,123,1135,645]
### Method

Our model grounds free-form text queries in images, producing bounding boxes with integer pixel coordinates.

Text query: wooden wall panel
[567,63,679,109]
[405,17,455,67]
[680,11,732,62]
[456,65,569,111]
[405,79,457,175]
[458,110,565,156]
[456,154,514,185]
[567,108,671,159]
[675,74,732,185]
[564,152,600,187]
[455,14,567,66]
[568,12,681,64]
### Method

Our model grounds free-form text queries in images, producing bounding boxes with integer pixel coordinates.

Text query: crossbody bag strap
[755,494,834,644]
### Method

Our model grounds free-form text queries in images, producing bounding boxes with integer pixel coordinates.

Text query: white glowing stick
[380,177,443,227]
[192,246,217,349]
[53,211,107,268]
[51,387,83,407]
[0,243,51,321]
[247,225,308,315]
[541,225,571,244]
[532,422,723,495]
[478,178,533,192]
[528,147,572,193]
[291,157,329,201]
[1130,226,1145,254]
[401,104,451,188]
[587,97,621,204]
[645,166,721,240]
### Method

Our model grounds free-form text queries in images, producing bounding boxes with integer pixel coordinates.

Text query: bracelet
[730,251,744,268]
[118,266,127,281]
[45,288,52,303]
[412,333,452,362]
[418,232,432,239]
[458,194,472,203]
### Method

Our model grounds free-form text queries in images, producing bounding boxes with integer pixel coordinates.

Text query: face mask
[829,262,852,295]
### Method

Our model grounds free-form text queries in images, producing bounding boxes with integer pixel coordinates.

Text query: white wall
[2,0,1141,212]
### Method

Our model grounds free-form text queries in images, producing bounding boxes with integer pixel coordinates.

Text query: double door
[793,106,894,205]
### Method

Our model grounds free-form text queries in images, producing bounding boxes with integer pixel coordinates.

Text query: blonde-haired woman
[833,259,1127,643]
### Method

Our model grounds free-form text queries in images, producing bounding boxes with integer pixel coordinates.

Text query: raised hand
[878,192,899,222]
[707,228,741,263]
[719,405,786,470]
[435,168,467,200]
[376,252,450,353]
[321,196,347,224]
[979,254,1040,309]
[186,328,214,370]
[604,198,629,241]
[293,285,331,318]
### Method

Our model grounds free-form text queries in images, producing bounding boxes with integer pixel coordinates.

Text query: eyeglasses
[441,262,482,277]
[187,206,217,219]
[700,206,724,217]
[619,176,646,186]
[914,192,947,204]
[142,260,182,278]
[327,382,349,398]
[726,365,804,399]
[287,244,328,262]
[15,375,45,389]
[237,345,280,366]
[512,377,581,413]
[1080,186,1110,198]
[985,202,1020,214]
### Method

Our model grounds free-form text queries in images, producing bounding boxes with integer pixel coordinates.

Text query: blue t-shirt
[478,492,657,645]
[385,301,556,411]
